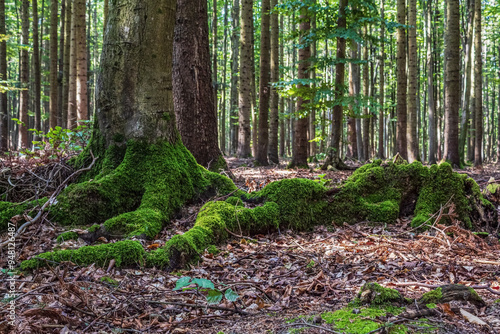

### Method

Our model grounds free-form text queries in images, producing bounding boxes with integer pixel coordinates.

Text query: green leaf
[173,276,192,290]
[224,288,239,302]
[206,289,223,304]
[192,278,215,289]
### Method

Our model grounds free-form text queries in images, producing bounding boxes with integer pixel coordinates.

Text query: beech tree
[19,0,29,148]
[0,0,7,150]
[396,0,407,159]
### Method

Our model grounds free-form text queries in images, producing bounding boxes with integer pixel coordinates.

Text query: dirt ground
[0,157,499,334]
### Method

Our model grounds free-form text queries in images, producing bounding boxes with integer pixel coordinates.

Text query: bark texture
[396,0,407,159]
[49,0,59,129]
[407,0,419,162]
[173,0,226,171]
[473,0,482,167]
[268,0,279,164]
[0,0,7,150]
[378,0,385,159]
[75,0,88,121]
[19,0,29,148]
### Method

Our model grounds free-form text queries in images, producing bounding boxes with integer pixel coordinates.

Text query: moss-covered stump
[330,160,497,229]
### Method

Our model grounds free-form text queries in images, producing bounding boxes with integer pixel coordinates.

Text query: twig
[144,300,254,316]
[0,152,97,249]
[282,320,341,333]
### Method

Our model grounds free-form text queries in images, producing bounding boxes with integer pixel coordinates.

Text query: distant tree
[396,0,407,159]
[268,0,279,164]
[75,0,88,121]
[19,0,29,148]
[229,0,239,154]
[426,0,436,164]
[0,0,7,150]
[377,0,385,159]
[473,0,482,167]
[407,0,419,162]
[49,0,59,129]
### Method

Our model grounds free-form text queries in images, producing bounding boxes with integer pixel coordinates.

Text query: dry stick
[144,300,254,316]
[0,152,97,249]
[283,320,342,334]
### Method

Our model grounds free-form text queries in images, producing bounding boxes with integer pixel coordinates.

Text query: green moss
[87,224,100,233]
[100,276,119,286]
[351,282,404,307]
[420,287,442,304]
[225,196,244,207]
[0,198,47,232]
[112,133,125,143]
[56,231,79,243]
[206,245,220,255]
[426,303,437,309]
[322,308,392,334]
[486,183,500,195]
[21,240,145,270]
[208,155,228,173]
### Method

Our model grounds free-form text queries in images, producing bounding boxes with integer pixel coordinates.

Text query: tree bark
[473,0,482,167]
[426,0,436,164]
[268,0,279,164]
[407,0,418,162]
[362,26,369,161]
[290,4,310,168]
[75,0,88,122]
[229,0,239,155]
[378,0,385,159]
[347,42,359,160]
[237,0,253,157]
[49,0,59,129]
[19,0,29,148]
[173,0,226,171]
[0,0,7,150]
[67,0,77,129]
[256,0,271,165]
[396,0,407,159]
[322,0,347,170]
[62,0,72,128]
[57,0,66,127]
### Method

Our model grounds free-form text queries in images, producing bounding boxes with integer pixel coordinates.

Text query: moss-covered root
[419,285,485,307]
[50,140,237,239]
[21,240,146,270]
[148,200,280,269]
[0,198,47,232]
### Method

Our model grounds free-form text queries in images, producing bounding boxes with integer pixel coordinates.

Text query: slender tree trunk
[19,0,29,148]
[62,0,71,128]
[237,0,252,157]
[407,0,418,162]
[75,0,88,121]
[396,0,407,159]
[256,0,271,165]
[0,0,7,150]
[173,0,225,170]
[347,42,358,159]
[309,5,317,159]
[103,0,108,30]
[212,0,218,118]
[378,0,385,159]
[220,0,227,154]
[496,45,500,164]
[268,0,279,163]
[427,0,436,164]
[67,0,77,129]
[49,0,58,129]
[473,0,482,167]
[362,27,369,161]
[229,0,239,154]
[322,0,347,170]
[57,0,66,127]
[32,0,42,134]
[279,13,285,157]
[290,3,310,168]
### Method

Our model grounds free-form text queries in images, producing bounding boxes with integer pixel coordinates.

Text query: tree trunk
[19,0,29,148]
[378,0,385,159]
[173,0,226,171]
[103,0,108,30]
[256,0,271,165]
[279,13,285,158]
[322,0,347,170]
[407,0,418,162]
[473,0,482,167]
[426,0,436,164]
[396,0,407,159]
[57,0,66,127]
[220,0,228,154]
[0,0,7,150]
[62,0,72,128]
[347,42,358,160]
[362,26,369,161]
[309,5,317,159]
[290,4,310,168]
[268,0,279,164]
[67,0,77,129]
[237,0,252,158]
[75,0,88,122]
[229,0,239,155]
[49,0,59,129]
[212,0,218,123]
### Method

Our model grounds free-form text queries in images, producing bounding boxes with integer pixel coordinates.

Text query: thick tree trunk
[237,0,252,158]
[49,0,59,129]
[19,0,29,148]
[173,0,226,171]
[407,0,419,162]
[229,0,239,155]
[473,0,482,167]
[443,0,460,166]
[256,0,271,165]
[0,0,7,150]
[290,5,310,168]
[378,0,385,159]
[268,0,279,164]
[75,0,88,121]
[212,0,218,121]
[396,0,407,159]
[322,0,347,170]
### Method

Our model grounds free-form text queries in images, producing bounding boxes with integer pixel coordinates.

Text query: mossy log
[17,159,498,271]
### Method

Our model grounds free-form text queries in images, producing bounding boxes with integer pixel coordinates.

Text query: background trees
[0,0,499,169]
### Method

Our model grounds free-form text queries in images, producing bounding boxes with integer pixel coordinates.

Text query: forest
[0,0,499,333]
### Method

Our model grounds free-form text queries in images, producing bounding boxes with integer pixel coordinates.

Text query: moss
[420,287,443,304]
[426,303,437,309]
[486,183,500,195]
[206,245,220,255]
[100,276,119,286]
[112,133,125,143]
[208,155,228,173]
[225,196,244,207]
[322,307,405,334]
[351,282,404,307]
[21,240,145,270]
[0,198,47,232]
[56,231,79,243]
[87,224,100,233]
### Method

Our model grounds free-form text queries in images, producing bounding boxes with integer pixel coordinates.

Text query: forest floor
[0,156,500,334]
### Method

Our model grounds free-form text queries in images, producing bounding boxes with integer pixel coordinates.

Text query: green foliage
[100,276,119,287]
[420,288,442,304]
[56,231,79,243]
[173,276,239,304]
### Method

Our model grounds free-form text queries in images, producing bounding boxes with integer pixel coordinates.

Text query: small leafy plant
[314,173,331,186]
[173,277,239,304]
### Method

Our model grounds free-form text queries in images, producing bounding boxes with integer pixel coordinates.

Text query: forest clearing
[0,0,500,332]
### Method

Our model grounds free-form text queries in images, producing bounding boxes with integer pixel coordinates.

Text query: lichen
[56,231,79,243]
[21,240,146,270]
